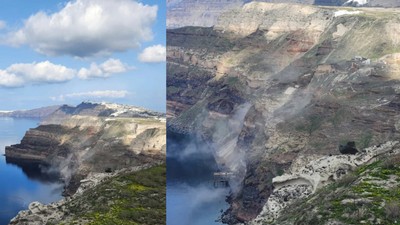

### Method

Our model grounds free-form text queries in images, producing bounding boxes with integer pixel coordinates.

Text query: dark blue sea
[0,117,63,225]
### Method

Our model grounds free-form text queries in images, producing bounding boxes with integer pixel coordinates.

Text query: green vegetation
[64,165,166,225]
[273,157,400,225]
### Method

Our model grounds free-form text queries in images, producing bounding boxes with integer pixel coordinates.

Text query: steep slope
[167,0,400,28]
[167,2,400,223]
[271,151,400,225]
[10,164,166,225]
[167,0,244,28]
[252,141,400,224]
[5,102,166,195]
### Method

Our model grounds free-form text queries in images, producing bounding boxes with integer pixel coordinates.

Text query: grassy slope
[273,157,400,225]
[58,165,166,225]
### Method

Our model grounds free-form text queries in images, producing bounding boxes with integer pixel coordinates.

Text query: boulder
[339,141,358,155]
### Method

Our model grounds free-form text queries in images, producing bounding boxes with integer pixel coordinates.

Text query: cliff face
[269,144,400,225]
[5,102,166,195]
[167,0,244,28]
[10,164,166,225]
[167,0,400,29]
[167,3,400,223]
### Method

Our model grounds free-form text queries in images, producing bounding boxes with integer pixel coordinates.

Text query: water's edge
[0,118,63,225]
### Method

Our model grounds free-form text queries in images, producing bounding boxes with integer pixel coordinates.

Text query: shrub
[382,154,400,170]
[385,201,400,220]
[337,173,358,187]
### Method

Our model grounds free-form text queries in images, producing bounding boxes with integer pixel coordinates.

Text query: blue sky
[0,0,166,112]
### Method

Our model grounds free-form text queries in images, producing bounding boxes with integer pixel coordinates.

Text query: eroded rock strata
[5,102,166,196]
[167,0,400,29]
[167,2,400,223]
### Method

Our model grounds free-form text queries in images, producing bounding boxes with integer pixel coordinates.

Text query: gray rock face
[168,2,400,223]
[5,102,166,195]
[252,141,400,224]
[167,0,243,28]
[167,0,400,28]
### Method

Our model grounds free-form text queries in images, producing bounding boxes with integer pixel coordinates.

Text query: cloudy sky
[0,0,166,112]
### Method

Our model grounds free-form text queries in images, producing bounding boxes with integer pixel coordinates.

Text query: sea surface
[0,117,63,225]
[167,134,230,225]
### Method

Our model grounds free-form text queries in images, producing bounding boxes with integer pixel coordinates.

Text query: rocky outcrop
[339,141,359,154]
[9,163,164,225]
[5,102,166,196]
[167,2,400,223]
[167,0,400,29]
[271,150,400,224]
[167,0,244,28]
[252,141,400,224]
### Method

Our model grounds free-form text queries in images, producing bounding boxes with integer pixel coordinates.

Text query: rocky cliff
[167,0,400,28]
[269,144,400,224]
[167,0,244,28]
[167,2,400,223]
[5,102,166,195]
[252,141,400,224]
[9,164,166,225]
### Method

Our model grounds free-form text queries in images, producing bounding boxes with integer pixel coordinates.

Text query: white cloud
[7,0,157,57]
[0,20,6,30]
[8,61,76,83]
[0,59,131,88]
[51,90,129,101]
[138,45,166,63]
[0,61,76,87]
[0,71,24,87]
[78,58,131,79]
